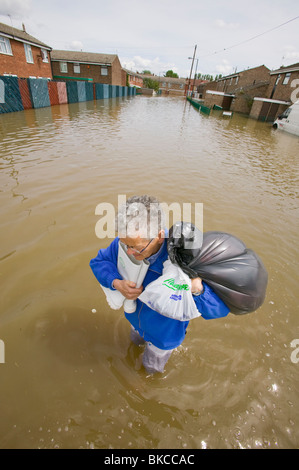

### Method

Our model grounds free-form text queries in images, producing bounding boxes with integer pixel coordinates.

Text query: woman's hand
[191,277,203,295]
[113,279,143,300]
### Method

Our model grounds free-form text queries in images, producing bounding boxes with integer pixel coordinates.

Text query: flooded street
[0,95,298,449]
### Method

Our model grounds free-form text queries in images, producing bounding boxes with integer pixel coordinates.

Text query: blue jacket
[90,238,229,350]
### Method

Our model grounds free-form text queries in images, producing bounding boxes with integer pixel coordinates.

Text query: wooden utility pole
[186,45,197,97]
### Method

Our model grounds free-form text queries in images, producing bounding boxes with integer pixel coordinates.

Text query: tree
[143,77,160,92]
[195,73,215,81]
[165,70,179,78]
[201,74,214,81]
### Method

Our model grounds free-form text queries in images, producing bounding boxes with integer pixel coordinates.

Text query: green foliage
[143,77,160,92]
[194,73,223,81]
[165,70,179,78]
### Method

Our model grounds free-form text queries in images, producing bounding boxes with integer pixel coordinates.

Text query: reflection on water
[0,96,298,449]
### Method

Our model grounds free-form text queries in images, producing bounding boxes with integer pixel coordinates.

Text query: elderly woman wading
[90,195,229,374]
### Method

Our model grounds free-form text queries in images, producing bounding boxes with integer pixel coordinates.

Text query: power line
[201,15,299,58]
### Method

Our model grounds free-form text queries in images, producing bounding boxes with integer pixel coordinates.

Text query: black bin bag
[167,222,268,315]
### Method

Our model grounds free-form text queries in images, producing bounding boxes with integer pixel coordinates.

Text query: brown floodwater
[0,95,298,449]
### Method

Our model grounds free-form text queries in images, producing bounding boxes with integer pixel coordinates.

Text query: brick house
[124,69,143,88]
[249,96,291,122]
[0,21,52,79]
[216,65,270,94]
[157,76,187,95]
[267,62,299,103]
[50,50,126,86]
[139,74,187,96]
[197,80,217,98]
[202,65,270,114]
[248,63,299,122]
[203,90,235,111]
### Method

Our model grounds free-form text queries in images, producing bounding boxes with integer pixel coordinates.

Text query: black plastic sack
[167,222,268,315]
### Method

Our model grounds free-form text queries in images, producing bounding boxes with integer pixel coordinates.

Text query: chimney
[22,23,26,32]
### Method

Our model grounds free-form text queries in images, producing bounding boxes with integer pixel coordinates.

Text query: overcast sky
[0,0,298,78]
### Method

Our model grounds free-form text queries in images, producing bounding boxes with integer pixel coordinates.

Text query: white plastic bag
[117,241,149,313]
[100,241,149,312]
[100,285,125,310]
[139,260,200,321]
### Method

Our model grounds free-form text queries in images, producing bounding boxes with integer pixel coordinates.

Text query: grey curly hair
[116,195,166,239]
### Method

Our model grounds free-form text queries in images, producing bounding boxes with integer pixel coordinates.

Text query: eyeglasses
[125,238,154,254]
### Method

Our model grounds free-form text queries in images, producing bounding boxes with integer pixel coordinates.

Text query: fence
[187,96,211,115]
[0,76,136,114]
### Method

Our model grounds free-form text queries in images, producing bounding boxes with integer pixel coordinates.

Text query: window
[41,49,48,63]
[0,35,12,55]
[73,63,80,73]
[60,62,68,73]
[278,107,292,120]
[24,43,33,63]
[283,72,291,85]
[101,66,108,76]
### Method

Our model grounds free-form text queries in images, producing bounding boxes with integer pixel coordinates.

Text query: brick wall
[51,60,112,84]
[249,99,289,121]
[111,56,126,86]
[231,82,270,114]
[156,77,186,92]
[203,92,233,110]
[0,39,52,78]
[217,65,270,94]
[198,81,218,98]
[128,74,143,87]
[267,70,299,102]
[51,57,126,86]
